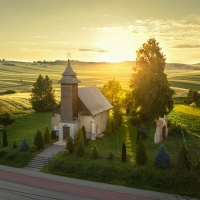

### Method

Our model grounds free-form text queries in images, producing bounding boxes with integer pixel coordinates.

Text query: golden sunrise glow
[1,1,200,63]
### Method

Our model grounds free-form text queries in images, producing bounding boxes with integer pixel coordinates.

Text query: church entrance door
[63,126,70,140]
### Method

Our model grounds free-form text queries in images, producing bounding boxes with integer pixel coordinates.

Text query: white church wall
[59,121,78,141]
[78,115,92,138]
[93,110,109,135]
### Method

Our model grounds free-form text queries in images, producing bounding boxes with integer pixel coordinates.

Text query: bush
[154,144,171,168]
[62,149,70,156]
[62,162,77,173]
[105,118,112,134]
[124,170,143,185]
[44,126,51,144]
[76,136,85,157]
[140,123,148,139]
[168,124,187,136]
[12,141,17,149]
[34,130,44,149]
[178,143,191,170]
[131,116,141,126]
[30,145,38,155]
[108,152,114,160]
[136,139,147,165]
[121,142,126,162]
[3,131,8,147]
[66,136,74,154]
[4,152,17,161]
[51,130,57,139]
[82,126,87,145]
[92,146,99,159]
[0,150,6,158]
[74,128,84,147]
[19,138,30,151]
[48,160,63,172]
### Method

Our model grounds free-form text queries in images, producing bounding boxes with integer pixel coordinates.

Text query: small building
[51,60,113,141]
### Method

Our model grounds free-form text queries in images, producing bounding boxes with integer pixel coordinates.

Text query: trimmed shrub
[34,130,44,150]
[51,130,57,139]
[66,136,74,154]
[12,141,17,149]
[178,143,191,170]
[30,145,38,155]
[44,126,51,143]
[105,117,112,134]
[121,142,126,162]
[92,146,99,159]
[76,136,85,157]
[140,123,148,139]
[3,131,8,147]
[136,139,147,165]
[62,149,70,156]
[19,138,30,151]
[108,152,114,160]
[82,126,87,145]
[154,144,171,168]
[74,128,84,147]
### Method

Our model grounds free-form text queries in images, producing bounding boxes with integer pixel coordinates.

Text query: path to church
[0,165,191,200]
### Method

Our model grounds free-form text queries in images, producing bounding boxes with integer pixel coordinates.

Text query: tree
[105,117,112,134]
[19,138,30,151]
[30,145,38,155]
[184,89,199,104]
[121,142,126,162]
[3,131,8,147]
[66,135,74,154]
[43,126,51,144]
[178,143,191,170]
[123,90,135,115]
[136,139,147,165]
[34,131,44,150]
[0,113,15,131]
[154,144,171,168]
[130,38,175,122]
[30,74,57,112]
[102,78,123,108]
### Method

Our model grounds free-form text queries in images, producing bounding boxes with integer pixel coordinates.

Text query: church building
[51,60,113,141]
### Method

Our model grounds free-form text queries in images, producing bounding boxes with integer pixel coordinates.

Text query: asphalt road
[0,179,93,200]
[0,165,195,200]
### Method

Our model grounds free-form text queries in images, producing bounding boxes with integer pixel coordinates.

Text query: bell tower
[58,59,81,121]
[57,59,81,140]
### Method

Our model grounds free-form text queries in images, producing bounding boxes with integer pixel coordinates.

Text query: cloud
[172,44,200,48]
[79,48,108,53]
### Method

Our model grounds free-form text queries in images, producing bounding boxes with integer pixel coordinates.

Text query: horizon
[1,0,200,64]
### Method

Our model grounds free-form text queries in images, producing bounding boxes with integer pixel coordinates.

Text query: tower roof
[58,60,81,84]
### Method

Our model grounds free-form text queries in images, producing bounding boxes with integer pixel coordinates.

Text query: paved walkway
[37,143,65,158]
[0,165,196,200]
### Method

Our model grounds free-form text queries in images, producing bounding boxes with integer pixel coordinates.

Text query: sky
[1,0,200,63]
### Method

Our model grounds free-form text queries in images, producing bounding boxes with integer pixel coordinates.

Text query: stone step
[25,156,49,169]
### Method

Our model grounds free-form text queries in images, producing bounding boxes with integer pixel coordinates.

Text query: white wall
[59,121,78,141]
